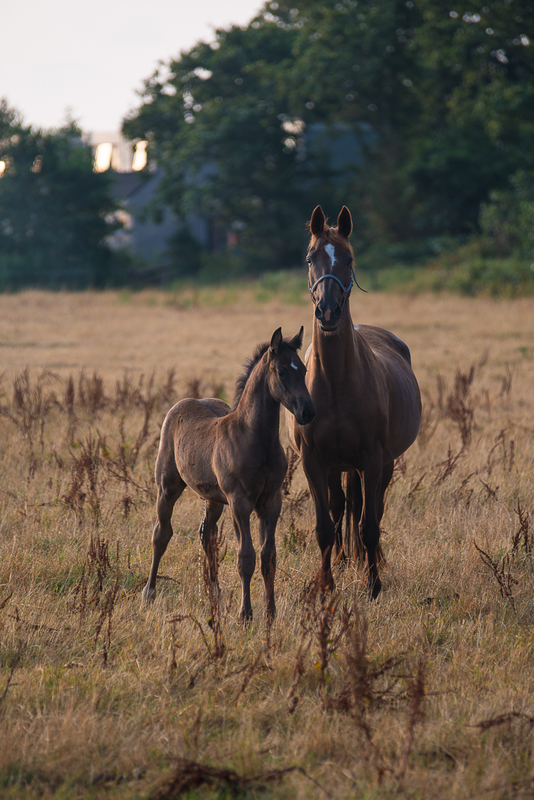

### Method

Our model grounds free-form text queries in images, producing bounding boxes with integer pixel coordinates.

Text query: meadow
[1,284,534,799]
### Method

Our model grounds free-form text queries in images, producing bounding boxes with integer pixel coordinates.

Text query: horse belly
[384,375,422,461]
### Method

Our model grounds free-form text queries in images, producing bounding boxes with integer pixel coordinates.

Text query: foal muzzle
[294,400,316,426]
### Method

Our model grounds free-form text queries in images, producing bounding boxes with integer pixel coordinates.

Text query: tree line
[1,0,534,289]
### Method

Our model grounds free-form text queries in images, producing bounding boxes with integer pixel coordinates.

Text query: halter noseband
[307,264,367,309]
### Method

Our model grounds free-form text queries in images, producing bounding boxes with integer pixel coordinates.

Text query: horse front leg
[256,489,282,622]
[228,496,256,625]
[302,449,336,591]
[142,471,185,605]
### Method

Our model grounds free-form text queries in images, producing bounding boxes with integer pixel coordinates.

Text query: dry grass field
[1,285,534,799]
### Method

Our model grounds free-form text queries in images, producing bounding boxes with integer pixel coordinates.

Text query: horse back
[354,324,412,366]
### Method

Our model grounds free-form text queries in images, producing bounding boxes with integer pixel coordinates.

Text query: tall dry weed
[0,292,534,799]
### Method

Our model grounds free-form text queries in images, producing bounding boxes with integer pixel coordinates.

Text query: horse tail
[343,470,383,564]
[343,470,365,563]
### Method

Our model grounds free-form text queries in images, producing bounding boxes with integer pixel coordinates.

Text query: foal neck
[235,354,280,433]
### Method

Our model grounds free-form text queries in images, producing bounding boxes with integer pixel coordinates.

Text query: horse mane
[231,336,298,411]
[307,223,355,257]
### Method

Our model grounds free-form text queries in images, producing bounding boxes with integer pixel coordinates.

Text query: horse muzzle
[315,302,342,331]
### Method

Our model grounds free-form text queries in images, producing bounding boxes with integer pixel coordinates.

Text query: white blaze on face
[291,360,298,370]
[324,243,336,268]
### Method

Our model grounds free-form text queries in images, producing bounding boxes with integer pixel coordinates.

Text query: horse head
[307,205,361,332]
[268,327,315,425]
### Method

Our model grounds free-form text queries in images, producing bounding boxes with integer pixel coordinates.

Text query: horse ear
[337,206,353,238]
[270,327,283,354]
[310,206,326,237]
[289,326,305,351]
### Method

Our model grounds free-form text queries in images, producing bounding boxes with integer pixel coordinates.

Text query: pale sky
[1,0,264,134]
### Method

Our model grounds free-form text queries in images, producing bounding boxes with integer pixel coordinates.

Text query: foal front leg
[228,496,256,624]
[256,489,282,621]
[199,500,225,600]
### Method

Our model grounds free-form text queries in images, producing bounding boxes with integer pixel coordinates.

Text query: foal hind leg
[142,470,185,605]
[256,489,282,622]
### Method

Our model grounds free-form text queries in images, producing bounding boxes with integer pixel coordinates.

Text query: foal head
[267,327,315,425]
[234,328,315,425]
[307,205,358,332]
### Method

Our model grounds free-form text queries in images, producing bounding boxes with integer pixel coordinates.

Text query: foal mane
[231,337,298,411]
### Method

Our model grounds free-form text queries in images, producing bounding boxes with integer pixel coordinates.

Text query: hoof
[333,547,348,568]
[240,609,253,628]
[368,576,382,601]
[141,585,156,606]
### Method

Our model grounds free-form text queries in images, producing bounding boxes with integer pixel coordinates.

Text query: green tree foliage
[401,2,534,236]
[480,170,534,257]
[123,0,534,274]
[0,100,125,289]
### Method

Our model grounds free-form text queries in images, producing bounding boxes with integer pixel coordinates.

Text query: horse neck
[311,302,360,372]
[234,357,280,441]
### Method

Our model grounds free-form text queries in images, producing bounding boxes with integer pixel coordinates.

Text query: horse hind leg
[369,460,395,567]
[142,470,185,606]
[359,461,385,601]
[378,461,395,522]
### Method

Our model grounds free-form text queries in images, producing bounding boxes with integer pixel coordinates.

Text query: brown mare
[143,327,315,623]
[287,206,421,599]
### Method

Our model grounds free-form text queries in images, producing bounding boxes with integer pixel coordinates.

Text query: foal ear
[289,326,305,351]
[337,206,353,239]
[310,205,326,237]
[270,327,283,354]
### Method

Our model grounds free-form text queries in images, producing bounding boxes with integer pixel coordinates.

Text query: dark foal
[288,206,422,598]
[143,327,315,623]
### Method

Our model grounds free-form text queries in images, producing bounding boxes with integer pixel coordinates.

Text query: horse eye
[306,257,312,265]
[277,367,287,378]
